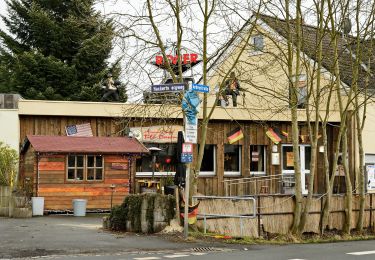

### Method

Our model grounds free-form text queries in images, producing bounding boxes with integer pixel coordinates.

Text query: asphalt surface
[0,215,227,259]
[1,215,375,259]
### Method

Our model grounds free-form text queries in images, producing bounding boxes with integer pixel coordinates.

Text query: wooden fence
[195,194,375,237]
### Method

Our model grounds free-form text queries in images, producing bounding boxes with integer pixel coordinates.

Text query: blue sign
[192,83,209,93]
[151,83,185,93]
[181,153,193,163]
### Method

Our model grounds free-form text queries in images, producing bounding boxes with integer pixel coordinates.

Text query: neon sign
[155,53,198,65]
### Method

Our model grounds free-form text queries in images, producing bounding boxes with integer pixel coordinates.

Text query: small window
[250,35,264,53]
[199,145,216,176]
[66,155,103,181]
[224,145,241,176]
[67,155,85,181]
[250,145,266,175]
[86,155,103,181]
[291,74,307,109]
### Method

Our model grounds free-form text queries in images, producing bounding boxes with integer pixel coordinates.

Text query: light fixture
[319,146,325,153]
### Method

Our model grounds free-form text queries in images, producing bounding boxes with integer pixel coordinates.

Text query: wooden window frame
[250,145,267,176]
[66,155,104,182]
[224,144,242,177]
[199,145,216,177]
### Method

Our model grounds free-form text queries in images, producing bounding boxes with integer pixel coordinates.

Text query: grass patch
[188,230,375,245]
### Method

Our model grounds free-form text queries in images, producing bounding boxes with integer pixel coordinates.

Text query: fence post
[257,195,261,237]
[370,194,373,230]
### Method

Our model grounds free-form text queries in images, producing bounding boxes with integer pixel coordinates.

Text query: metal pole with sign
[182,82,208,239]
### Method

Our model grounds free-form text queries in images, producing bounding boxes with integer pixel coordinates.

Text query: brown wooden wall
[19,115,355,196]
[195,121,345,195]
[21,151,130,210]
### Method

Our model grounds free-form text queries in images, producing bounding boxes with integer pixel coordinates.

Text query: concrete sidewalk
[0,215,225,259]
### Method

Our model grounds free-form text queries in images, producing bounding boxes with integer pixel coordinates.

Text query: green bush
[0,142,18,187]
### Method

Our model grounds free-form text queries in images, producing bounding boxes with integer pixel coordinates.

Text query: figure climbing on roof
[225,71,241,107]
[217,71,243,107]
[101,73,122,102]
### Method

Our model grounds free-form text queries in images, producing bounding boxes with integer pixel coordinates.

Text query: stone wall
[0,186,10,216]
[0,186,32,218]
[107,193,175,233]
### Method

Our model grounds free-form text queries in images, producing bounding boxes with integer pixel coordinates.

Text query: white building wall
[0,109,19,153]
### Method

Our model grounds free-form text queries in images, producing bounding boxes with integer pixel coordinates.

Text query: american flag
[65,123,93,137]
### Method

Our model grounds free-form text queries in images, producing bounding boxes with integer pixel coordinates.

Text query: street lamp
[110,184,116,210]
[148,147,162,180]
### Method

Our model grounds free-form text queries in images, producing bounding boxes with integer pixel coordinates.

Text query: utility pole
[184,163,190,238]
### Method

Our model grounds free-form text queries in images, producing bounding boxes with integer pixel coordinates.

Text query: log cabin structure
[20,135,148,210]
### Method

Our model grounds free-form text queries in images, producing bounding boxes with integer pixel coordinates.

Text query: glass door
[281,144,311,195]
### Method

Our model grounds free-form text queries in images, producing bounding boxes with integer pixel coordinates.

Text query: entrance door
[281,145,311,195]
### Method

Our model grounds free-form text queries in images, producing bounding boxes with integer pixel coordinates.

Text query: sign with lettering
[111,163,128,170]
[184,117,197,144]
[130,125,183,143]
[367,165,375,192]
[155,53,198,65]
[192,83,209,93]
[182,143,193,153]
[181,153,193,163]
[151,83,185,93]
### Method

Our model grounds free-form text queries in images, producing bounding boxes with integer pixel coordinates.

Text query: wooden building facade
[18,107,356,198]
[20,135,148,210]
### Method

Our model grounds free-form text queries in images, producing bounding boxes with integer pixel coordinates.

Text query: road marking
[164,255,189,258]
[347,250,375,255]
[191,252,208,256]
[134,257,162,260]
[288,259,307,260]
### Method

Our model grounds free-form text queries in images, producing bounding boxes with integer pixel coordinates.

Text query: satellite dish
[342,17,352,35]
[131,130,142,140]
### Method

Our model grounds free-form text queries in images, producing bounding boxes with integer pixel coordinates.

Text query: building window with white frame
[224,144,241,176]
[250,145,266,175]
[199,145,216,176]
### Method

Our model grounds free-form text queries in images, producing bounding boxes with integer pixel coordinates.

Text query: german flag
[227,127,244,144]
[181,208,198,224]
[266,128,282,144]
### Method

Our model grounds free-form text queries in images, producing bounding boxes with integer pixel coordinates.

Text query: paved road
[0,215,231,259]
[21,240,375,260]
[1,216,375,260]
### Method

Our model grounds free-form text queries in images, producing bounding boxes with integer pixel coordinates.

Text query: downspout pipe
[36,152,40,197]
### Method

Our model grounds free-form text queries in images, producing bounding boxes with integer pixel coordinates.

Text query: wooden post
[257,195,261,237]
[370,193,373,229]
[175,187,181,223]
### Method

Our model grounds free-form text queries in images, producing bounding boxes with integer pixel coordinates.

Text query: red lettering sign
[155,54,199,65]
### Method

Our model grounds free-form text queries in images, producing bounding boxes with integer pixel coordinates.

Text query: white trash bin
[73,199,87,216]
[31,197,44,216]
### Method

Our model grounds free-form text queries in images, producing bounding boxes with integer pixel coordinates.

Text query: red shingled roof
[26,135,149,154]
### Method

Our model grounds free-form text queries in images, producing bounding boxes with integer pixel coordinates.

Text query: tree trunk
[342,131,353,235]
[356,118,365,231]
